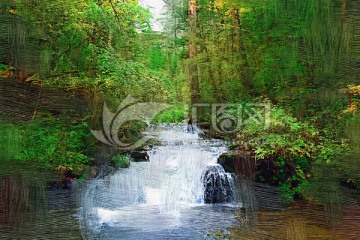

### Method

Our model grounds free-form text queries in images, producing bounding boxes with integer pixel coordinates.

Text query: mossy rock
[111,154,130,169]
[218,150,256,179]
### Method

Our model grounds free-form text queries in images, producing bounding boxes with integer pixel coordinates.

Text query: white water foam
[79,124,239,239]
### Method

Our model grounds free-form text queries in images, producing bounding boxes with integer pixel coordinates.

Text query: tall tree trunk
[208,55,217,102]
[233,9,241,53]
[233,8,252,96]
[340,0,347,11]
[188,0,200,108]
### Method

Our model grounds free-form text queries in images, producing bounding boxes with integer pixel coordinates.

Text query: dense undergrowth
[0,118,94,174]
[233,102,351,200]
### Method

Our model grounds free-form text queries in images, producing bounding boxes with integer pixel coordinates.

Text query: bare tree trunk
[188,0,200,108]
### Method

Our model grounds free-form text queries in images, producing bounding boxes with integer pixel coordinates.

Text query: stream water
[1,125,360,239]
[79,124,241,239]
[76,124,360,240]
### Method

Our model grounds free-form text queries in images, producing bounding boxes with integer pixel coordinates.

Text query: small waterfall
[201,165,236,204]
[79,124,240,239]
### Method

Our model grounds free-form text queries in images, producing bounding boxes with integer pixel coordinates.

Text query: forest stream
[1,125,359,240]
[1,0,360,239]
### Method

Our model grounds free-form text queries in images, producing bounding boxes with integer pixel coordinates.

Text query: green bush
[111,154,130,169]
[238,103,347,200]
[239,105,320,160]
[152,105,186,123]
[14,118,94,173]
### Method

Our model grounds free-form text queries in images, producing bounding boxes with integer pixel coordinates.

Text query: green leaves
[245,104,344,164]
[239,102,346,200]
[111,154,130,169]
[14,119,94,172]
[151,105,186,123]
[0,123,22,160]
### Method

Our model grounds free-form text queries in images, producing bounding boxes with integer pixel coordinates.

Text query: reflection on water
[0,161,358,240]
[0,163,82,240]
[1,174,359,240]
[230,203,360,240]
[0,175,34,226]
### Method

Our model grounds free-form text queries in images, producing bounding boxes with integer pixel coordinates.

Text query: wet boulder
[48,168,79,190]
[201,165,235,204]
[218,150,256,179]
[129,151,149,162]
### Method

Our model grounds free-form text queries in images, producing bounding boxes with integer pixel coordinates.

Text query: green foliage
[14,118,94,172]
[0,123,22,160]
[111,154,130,169]
[1,0,188,104]
[0,63,8,72]
[336,112,360,190]
[280,180,310,202]
[241,105,320,160]
[3,0,177,103]
[152,106,186,123]
[148,44,167,71]
[238,102,347,199]
[94,54,172,101]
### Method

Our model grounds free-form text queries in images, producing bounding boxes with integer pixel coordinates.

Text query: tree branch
[109,0,122,28]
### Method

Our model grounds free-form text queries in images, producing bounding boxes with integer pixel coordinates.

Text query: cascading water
[201,165,236,204]
[79,124,241,239]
